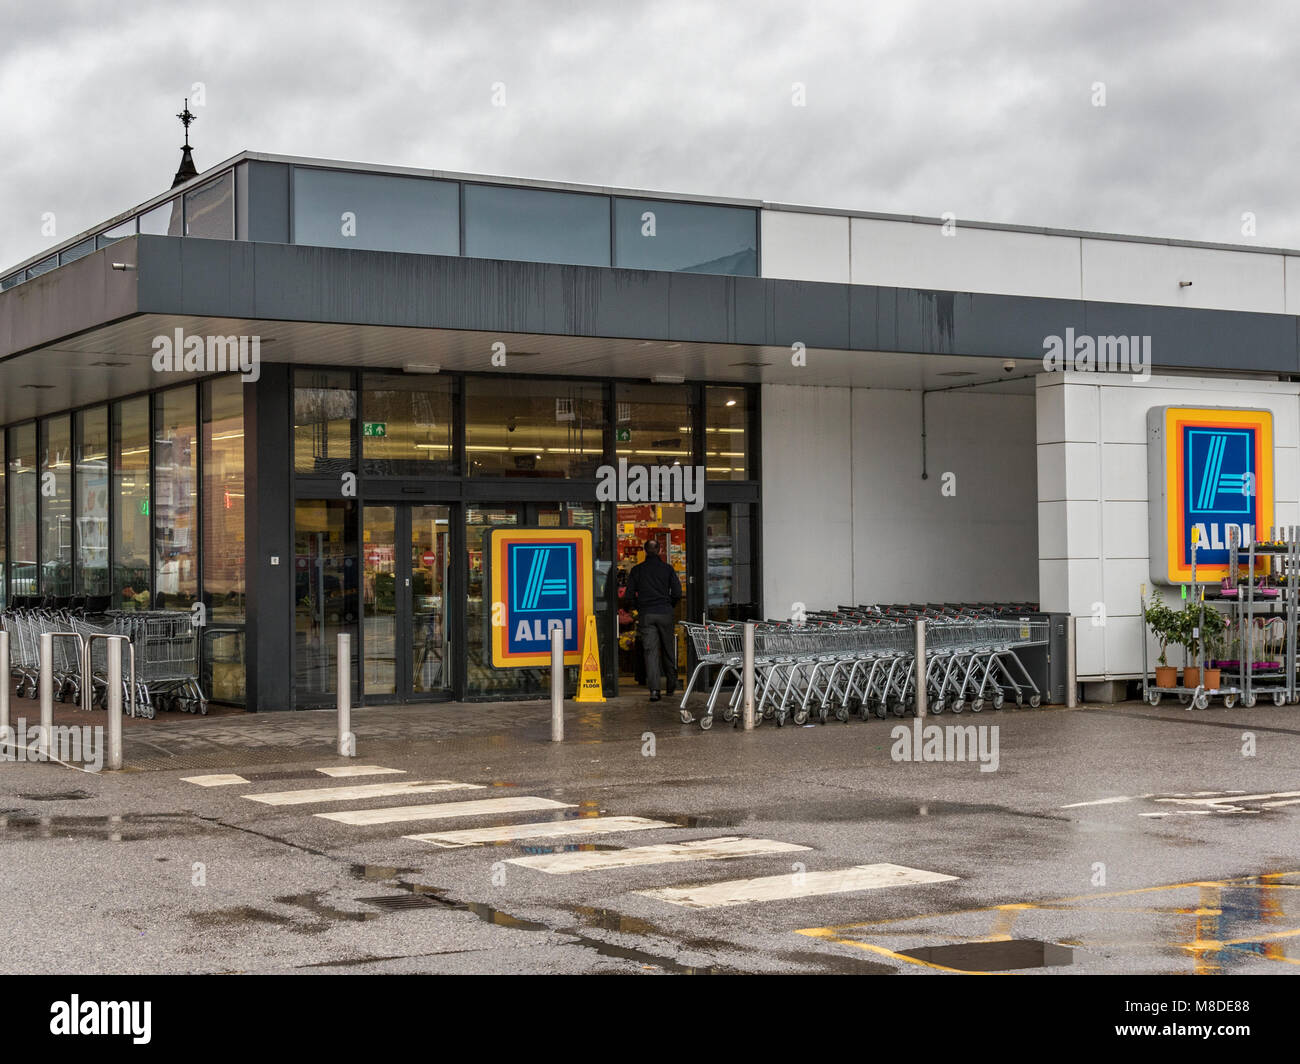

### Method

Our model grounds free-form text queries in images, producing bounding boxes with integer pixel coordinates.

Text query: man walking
[625,539,682,701]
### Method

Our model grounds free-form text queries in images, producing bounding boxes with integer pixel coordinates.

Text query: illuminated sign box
[1147,406,1273,584]
[485,527,593,668]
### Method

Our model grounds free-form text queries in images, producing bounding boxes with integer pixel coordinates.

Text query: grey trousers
[639,611,677,693]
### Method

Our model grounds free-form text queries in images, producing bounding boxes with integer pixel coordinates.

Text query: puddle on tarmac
[663,814,745,828]
[898,939,1074,972]
[191,906,296,928]
[0,812,206,841]
[18,790,93,801]
[349,863,419,881]
[569,906,657,935]
[661,801,1065,826]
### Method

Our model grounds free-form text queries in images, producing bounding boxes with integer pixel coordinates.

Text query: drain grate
[355,894,449,912]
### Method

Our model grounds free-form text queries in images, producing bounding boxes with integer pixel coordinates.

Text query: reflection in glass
[361,373,456,475]
[363,506,397,696]
[203,378,246,703]
[411,505,452,695]
[96,219,136,249]
[295,370,356,475]
[153,386,199,609]
[139,198,183,237]
[112,399,150,607]
[75,407,110,597]
[294,169,459,254]
[466,377,606,478]
[184,172,235,239]
[7,425,36,599]
[294,500,358,703]
[705,385,749,480]
[40,416,72,598]
[614,383,693,470]
[59,238,96,265]
[705,505,755,621]
[465,505,521,697]
[0,435,6,608]
[464,184,610,267]
[614,199,757,275]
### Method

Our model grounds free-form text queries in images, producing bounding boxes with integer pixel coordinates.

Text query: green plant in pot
[1144,594,1179,689]
[1178,598,1220,690]
[1199,606,1229,691]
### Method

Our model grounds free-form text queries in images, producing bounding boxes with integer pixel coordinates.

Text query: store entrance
[615,504,689,692]
[362,504,453,702]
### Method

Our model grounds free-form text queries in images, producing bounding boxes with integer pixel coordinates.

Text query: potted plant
[1144,594,1179,689]
[1200,607,1228,691]
[1179,599,1210,690]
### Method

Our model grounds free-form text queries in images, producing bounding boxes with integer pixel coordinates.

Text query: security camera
[1002,360,1016,373]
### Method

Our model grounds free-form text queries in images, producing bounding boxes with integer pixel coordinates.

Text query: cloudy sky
[2,0,1298,270]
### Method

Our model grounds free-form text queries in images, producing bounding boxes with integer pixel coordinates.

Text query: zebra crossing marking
[316,765,406,778]
[639,863,958,909]
[505,836,808,874]
[405,815,677,849]
[243,780,483,806]
[180,774,248,787]
[316,795,573,826]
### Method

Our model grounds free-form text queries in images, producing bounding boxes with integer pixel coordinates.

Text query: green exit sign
[363,422,387,438]
[139,499,149,517]
[616,427,631,443]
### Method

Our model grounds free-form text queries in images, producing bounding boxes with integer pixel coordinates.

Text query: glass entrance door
[363,504,452,702]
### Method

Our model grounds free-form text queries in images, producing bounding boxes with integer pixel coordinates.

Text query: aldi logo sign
[1147,406,1273,584]
[485,528,593,667]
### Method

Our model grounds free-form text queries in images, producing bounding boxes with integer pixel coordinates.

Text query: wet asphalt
[1,697,1298,975]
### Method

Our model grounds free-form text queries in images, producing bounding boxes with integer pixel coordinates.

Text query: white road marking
[243,780,482,806]
[505,836,808,874]
[316,796,573,825]
[1060,795,1146,808]
[1261,798,1300,809]
[405,816,677,848]
[181,774,249,787]
[640,863,958,909]
[316,765,406,778]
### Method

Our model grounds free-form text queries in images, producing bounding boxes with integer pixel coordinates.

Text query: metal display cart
[1220,526,1300,708]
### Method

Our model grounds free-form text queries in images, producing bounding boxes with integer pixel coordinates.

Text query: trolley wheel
[698,714,713,731]
[1146,691,1162,707]
[1275,691,1288,707]
[950,699,964,714]
[874,703,889,719]
[1028,695,1041,708]
[930,699,944,715]
[890,701,906,718]
[847,697,862,716]
[1177,693,1191,706]
[1223,694,1237,709]
[835,706,850,722]
[679,709,694,724]
[1244,693,1257,708]
[1195,693,1210,710]
[971,698,984,713]
[817,707,829,724]
[775,712,786,728]
[992,693,1005,709]
[721,704,736,723]
[792,708,809,726]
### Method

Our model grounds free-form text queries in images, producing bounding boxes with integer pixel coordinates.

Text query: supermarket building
[2,149,1300,711]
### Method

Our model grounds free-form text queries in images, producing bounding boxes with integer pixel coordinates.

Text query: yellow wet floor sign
[575,614,605,703]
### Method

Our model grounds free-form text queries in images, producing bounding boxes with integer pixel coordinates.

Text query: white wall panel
[760,210,851,283]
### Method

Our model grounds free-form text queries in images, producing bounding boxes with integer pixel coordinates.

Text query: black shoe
[649,692,661,702]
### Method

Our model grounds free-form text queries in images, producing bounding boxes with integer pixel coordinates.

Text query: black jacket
[626,555,682,614]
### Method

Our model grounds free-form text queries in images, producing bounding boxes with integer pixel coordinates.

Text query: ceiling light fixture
[404,362,442,374]
[651,373,685,385]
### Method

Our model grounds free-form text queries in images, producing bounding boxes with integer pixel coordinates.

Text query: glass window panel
[614,198,757,275]
[139,198,183,237]
[705,385,750,480]
[26,255,58,279]
[361,373,456,475]
[75,407,110,598]
[39,416,73,598]
[411,504,452,695]
[705,504,757,621]
[184,171,234,239]
[113,398,151,608]
[362,506,397,697]
[153,386,199,610]
[293,169,459,255]
[59,237,96,265]
[96,219,136,249]
[1,272,24,290]
[295,369,356,475]
[614,383,694,470]
[466,377,606,478]
[8,425,36,599]
[464,184,610,267]
[465,504,521,697]
[294,500,358,703]
[203,377,246,704]
[0,434,6,609]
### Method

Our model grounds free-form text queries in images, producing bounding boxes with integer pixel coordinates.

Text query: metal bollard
[1066,618,1077,708]
[742,622,755,730]
[550,625,564,742]
[337,633,354,757]
[105,637,123,771]
[39,631,53,759]
[0,630,9,751]
[914,620,927,719]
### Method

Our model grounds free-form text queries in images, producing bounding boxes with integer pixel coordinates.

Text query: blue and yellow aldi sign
[485,527,594,668]
[1147,406,1273,584]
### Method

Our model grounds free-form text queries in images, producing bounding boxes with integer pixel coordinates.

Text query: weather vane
[177,99,196,148]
